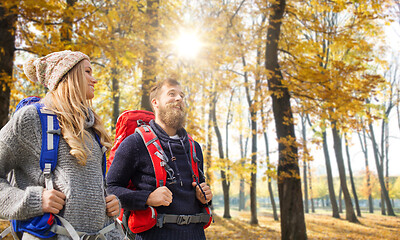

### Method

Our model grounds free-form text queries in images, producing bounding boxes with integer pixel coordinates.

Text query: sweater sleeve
[0,106,44,220]
[106,134,152,211]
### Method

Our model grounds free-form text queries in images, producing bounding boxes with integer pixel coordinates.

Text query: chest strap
[50,215,116,240]
[0,225,19,240]
[156,213,210,228]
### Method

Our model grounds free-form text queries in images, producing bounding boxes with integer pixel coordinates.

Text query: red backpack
[107,110,212,237]
[107,110,155,170]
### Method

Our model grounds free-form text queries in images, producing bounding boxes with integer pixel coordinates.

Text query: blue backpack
[0,96,107,239]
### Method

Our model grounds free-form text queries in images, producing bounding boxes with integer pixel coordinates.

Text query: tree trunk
[369,123,395,216]
[239,177,245,211]
[205,95,214,187]
[301,114,309,214]
[242,56,258,225]
[242,10,266,223]
[140,0,159,111]
[239,133,248,211]
[344,135,361,217]
[265,0,306,238]
[211,94,231,219]
[381,191,386,215]
[223,89,235,218]
[249,111,258,224]
[339,187,343,213]
[264,132,279,221]
[331,123,358,223]
[321,130,340,218]
[380,119,387,215]
[61,0,77,45]
[307,162,315,213]
[358,127,373,213]
[303,159,309,214]
[111,67,120,131]
[383,120,390,214]
[0,4,17,128]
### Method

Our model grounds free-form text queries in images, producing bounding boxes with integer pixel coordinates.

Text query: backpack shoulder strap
[94,133,107,178]
[34,103,61,190]
[188,135,199,179]
[135,125,167,187]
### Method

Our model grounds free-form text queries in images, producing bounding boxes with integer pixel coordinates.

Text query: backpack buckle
[157,214,165,228]
[137,119,145,127]
[43,163,54,190]
[176,215,192,225]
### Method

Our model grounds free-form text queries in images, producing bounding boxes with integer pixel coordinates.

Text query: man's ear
[151,97,158,109]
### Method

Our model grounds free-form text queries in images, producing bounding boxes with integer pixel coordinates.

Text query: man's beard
[159,102,186,130]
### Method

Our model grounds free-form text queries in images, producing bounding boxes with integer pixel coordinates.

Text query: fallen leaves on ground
[205,209,400,240]
[1,210,399,239]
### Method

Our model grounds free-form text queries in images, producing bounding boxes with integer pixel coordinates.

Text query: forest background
[1,0,400,239]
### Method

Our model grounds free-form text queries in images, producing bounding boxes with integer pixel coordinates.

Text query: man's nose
[175,95,183,101]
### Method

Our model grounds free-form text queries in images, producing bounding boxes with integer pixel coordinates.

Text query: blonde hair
[42,60,112,165]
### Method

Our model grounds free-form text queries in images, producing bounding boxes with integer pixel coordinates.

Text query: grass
[1,210,399,239]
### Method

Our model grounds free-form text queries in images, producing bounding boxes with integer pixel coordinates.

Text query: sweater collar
[84,108,95,129]
[150,120,187,141]
[150,120,190,153]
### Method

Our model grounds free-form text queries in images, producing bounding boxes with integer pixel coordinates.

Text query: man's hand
[192,182,212,204]
[42,189,66,214]
[146,186,173,207]
[106,195,120,217]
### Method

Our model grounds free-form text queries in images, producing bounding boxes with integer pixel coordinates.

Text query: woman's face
[83,60,97,99]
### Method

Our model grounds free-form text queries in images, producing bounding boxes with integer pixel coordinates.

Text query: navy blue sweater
[106,121,207,239]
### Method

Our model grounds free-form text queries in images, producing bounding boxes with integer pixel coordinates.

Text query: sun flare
[174,31,202,59]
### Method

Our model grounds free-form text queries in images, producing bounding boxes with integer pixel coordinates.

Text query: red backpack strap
[136,126,167,187]
[188,135,213,228]
[188,135,199,180]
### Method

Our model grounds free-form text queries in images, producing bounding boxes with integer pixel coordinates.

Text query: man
[106,78,213,240]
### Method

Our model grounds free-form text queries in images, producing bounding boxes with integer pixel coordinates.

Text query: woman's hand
[42,189,66,214]
[106,195,120,217]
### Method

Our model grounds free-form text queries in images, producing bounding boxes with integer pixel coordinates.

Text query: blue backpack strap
[5,103,62,238]
[15,96,41,113]
[34,103,61,190]
[94,133,107,178]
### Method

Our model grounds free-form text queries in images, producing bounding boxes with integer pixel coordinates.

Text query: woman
[0,50,123,239]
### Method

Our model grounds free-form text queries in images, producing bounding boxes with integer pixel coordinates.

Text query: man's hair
[149,77,181,110]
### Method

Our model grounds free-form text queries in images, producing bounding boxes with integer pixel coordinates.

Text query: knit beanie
[23,50,90,91]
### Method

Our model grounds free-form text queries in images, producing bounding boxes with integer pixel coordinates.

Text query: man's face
[155,84,186,130]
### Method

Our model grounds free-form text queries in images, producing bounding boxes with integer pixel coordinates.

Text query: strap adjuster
[43,163,52,175]
[81,233,98,240]
[176,215,192,225]
[47,129,61,135]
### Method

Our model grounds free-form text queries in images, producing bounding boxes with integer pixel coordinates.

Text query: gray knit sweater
[0,105,123,239]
